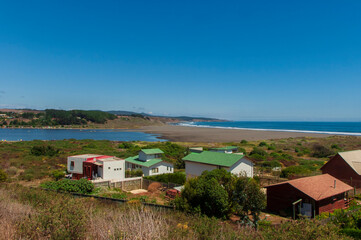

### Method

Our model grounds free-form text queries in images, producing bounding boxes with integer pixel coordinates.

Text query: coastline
[138,125,342,142]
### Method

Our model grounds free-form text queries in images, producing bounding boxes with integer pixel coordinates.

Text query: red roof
[266,174,353,201]
[85,155,113,162]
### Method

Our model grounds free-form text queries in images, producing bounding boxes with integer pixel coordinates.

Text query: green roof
[209,146,238,151]
[182,151,243,167]
[141,148,164,155]
[125,156,163,167]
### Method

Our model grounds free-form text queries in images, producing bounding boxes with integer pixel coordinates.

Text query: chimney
[334,180,336,189]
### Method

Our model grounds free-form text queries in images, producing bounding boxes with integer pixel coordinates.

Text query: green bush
[41,179,94,194]
[331,144,342,150]
[267,145,276,150]
[261,160,281,168]
[125,169,143,177]
[259,141,268,147]
[341,229,361,239]
[240,140,248,144]
[312,144,334,158]
[51,170,65,181]
[0,169,8,182]
[280,165,314,178]
[250,147,268,157]
[144,172,186,185]
[30,145,59,156]
[176,169,266,224]
[249,154,267,161]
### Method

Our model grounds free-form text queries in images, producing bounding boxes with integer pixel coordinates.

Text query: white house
[125,148,174,176]
[182,151,254,179]
[67,154,125,181]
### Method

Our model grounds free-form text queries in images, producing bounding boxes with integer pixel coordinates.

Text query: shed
[265,174,353,218]
[321,150,361,188]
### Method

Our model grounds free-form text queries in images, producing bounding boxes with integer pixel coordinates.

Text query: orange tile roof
[266,174,353,201]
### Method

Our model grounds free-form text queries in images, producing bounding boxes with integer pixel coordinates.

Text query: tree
[232,177,266,228]
[175,169,266,226]
[175,169,232,219]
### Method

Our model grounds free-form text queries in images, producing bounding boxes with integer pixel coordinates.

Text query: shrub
[312,144,334,158]
[239,147,247,154]
[267,145,276,150]
[175,169,232,219]
[0,169,8,182]
[280,166,310,178]
[249,154,266,161]
[250,148,268,157]
[125,169,143,177]
[331,144,342,150]
[261,160,281,168]
[51,170,65,181]
[341,229,361,239]
[259,141,268,147]
[119,142,134,149]
[144,172,186,185]
[41,179,94,194]
[176,169,266,225]
[240,140,248,144]
[30,145,59,156]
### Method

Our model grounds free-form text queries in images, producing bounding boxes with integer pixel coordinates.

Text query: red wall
[322,155,361,188]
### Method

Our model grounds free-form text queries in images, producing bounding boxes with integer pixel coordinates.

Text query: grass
[0,184,352,240]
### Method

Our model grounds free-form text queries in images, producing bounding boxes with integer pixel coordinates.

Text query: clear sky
[0,1,360,121]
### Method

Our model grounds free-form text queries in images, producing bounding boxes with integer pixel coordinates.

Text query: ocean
[0,128,165,142]
[177,121,361,136]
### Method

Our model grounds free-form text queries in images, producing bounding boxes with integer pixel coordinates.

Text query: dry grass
[88,204,170,240]
[0,188,33,240]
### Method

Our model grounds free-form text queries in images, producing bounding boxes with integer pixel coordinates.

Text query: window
[108,167,111,169]
[167,166,169,171]
[151,168,159,173]
[70,161,74,170]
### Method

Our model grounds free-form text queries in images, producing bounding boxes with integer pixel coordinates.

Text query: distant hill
[107,111,223,122]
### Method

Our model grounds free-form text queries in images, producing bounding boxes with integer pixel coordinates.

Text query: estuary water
[0,128,165,142]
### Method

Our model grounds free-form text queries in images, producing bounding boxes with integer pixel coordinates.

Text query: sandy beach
[139,125,335,142]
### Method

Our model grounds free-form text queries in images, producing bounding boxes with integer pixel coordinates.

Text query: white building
[67,154,125,181]
[182,151,254,179]
[125,149,174,176]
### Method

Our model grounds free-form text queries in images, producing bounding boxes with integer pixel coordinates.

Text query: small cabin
[265,174,353,218]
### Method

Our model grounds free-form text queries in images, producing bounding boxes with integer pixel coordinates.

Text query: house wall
[317,193,348,214]
[228,157,254,177]
[185,161,218,179]
[142,162,174,177]
[67,156,87,174]
[266,183,312,213]
[322,154,361,188]
[100,160,125,181]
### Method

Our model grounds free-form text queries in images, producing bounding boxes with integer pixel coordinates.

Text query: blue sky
[0,1,360,121]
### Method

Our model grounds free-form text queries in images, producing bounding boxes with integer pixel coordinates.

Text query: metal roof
[182,151,244,167]
[141,148,164,155]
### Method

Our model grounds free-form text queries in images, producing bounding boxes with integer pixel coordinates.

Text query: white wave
[174,122,361,136]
